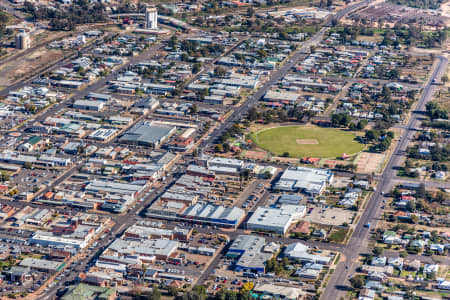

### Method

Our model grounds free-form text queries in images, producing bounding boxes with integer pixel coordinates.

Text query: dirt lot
[354,152,386,174]
[434,85,450,111]
[0,47,63,86]
[332,176,352,188]
[440,1,450,26]
[243,150,268,160]
[346,2,447,28]
[304,206,354,226]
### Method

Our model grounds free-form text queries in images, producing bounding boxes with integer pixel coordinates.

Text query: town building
[274,166,333,195]
[247,205,306,234]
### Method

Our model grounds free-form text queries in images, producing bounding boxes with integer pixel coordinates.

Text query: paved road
[370,175,450,190]
[384,250,450,266]
[200,27,327,148]
[0,29,118,95]
[2,40,165,135]
[194,225,345,285]
[321,55,448,299]
[199,0,376,149]
[194,0,377,287]
[0,0,25,19]
[391,177,450,189]
[178,38,246,92]
[304,74,421,89]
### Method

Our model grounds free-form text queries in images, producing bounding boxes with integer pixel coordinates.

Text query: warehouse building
[29,230,91,249]
[226,235,271,273]
[73,100,105,111]
[119,121,176,148]
[19,258,64,274]
[284,242,331,265]
[85,179,146,196]
[182,203,245,228]
[273,166,333,195]
[263,90,300,106]
[107,238,178,262]
[146,202,245,229]
[207,157,244,175]
[252,284,306,300]
[227,235,266,258]
[278,194,304,205]
[247,205,306,234]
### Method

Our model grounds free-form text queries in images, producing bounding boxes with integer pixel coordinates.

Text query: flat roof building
[85,179,146,198]
[274,166,333,195]
[278,194,304,205]
[284,242,331,265]
[62,283,116,300]
[264,90,299,105]
[119,121,176,148]
[73,100,104,111]
[146,202,245,229]
[252,284,306,300]
[247,205,306,234]
[108,238,178,261]
[227,235,266,258]
[226,235,271,273]
[19,258,64,273]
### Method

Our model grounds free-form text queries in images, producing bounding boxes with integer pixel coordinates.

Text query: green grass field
[252,126,364,158]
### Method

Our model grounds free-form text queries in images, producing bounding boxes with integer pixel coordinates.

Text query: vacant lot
[0,47,63,86]
[252,125,364,158]
[434,86,450,111]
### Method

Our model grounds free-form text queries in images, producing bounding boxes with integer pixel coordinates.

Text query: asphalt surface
[194,0,378,288]
[5,1,443,298]
[200,27,327,148]
[199,0,376,149]
[321,55,448,300]
[0,31,118,97]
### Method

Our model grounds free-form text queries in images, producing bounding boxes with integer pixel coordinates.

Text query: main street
[321,55,448,300]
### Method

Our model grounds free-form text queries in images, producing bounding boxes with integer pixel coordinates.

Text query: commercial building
[278,194,304,205]
[85,180,146,199]
[119,121,176,148]
[247,205,306,234]
[146,202,245,229]
[252,284,306,300]
[88,128,118,141]
[73,100,105,111]
[62,283,116,300]
[226,235,271,273]
[207,157,244,175]
[87,92,112,102]
[274,166,333,195]
[4,266,32,283]
[124,223,191,241]
[82,179,147,212]
[263,90,300,106]
[19,258,64,273]
[143,83,175,95]
[235,250,272,273]
[0,151,37,165]
[186,164,215,180]
[38,155,72,167]
[182,203,245,227]
[29,226,95,249]
[107,238,178,261]
[284,242,331,265]
[227,235,266,258]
